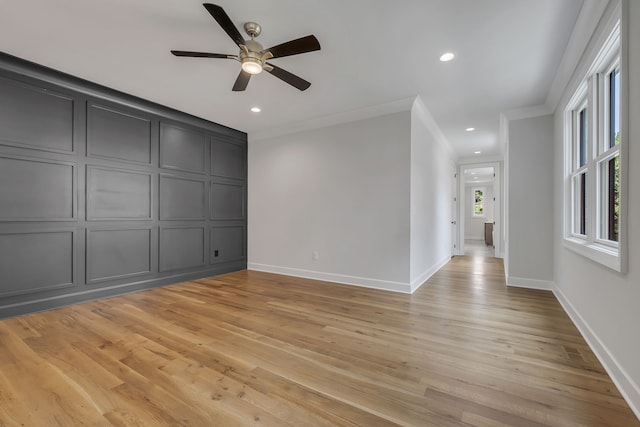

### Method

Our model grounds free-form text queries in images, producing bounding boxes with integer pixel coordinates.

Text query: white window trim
[562,4,627,273]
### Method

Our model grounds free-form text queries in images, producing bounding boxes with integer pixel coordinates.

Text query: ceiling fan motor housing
[243,22,262,38]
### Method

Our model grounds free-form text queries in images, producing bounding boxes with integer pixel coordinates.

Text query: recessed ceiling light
[250,107,261,113]
[466,127,475,132]
[439,52,455,62]
[471,172,477,175]
[474,151,481,154]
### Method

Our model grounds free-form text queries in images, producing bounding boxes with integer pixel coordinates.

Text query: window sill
[563,237,623,272]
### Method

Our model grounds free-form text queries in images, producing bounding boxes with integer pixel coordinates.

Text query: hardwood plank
[0,256,638,426]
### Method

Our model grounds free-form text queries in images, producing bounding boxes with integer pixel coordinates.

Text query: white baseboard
[553,286,640,421]
[506,276,554,290]
[247,263,412,293]
[410,256,451,293]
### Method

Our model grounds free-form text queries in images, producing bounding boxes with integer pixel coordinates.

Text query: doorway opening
[457,163,501,258]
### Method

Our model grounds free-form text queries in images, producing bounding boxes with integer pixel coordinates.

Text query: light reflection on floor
[463,239,495,289]
[464,239,495,258]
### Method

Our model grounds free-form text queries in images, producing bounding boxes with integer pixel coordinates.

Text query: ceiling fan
[171,3,321,92]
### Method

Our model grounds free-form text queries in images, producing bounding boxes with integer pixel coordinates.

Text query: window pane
[573,173,587,235]
[580,173,587,235]
[579,108,588,167]
[609,68,620,148]
[608,155,620,241]
[474,189,484,216]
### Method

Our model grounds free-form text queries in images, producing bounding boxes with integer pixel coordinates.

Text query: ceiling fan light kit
[241,57,263,75]
[171,3,321,91]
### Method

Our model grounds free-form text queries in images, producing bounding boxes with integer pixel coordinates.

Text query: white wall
[249,98,455,294]
[409,98,455,289]
[506,114,555,288]
[552,0,640,416]
[464,184,494,240]
[248,111,412,292]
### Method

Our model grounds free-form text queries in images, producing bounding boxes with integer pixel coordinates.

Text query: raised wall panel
[86,228,151,283]
[87,103,152,164]
[159,175,206,220]
[211,226,244,264]
[211,139,244,179]
[0,156,74,221]
[87,166,151,220]
[0,76,74,153]
[159,227,205,272]
[210,182,244,220]
[160,123,206,173]
[0,231,73,297]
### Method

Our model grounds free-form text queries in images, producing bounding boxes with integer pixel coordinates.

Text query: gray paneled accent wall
[0,53,247,318]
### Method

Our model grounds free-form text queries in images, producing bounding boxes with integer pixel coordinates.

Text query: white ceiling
[0,0,584,158]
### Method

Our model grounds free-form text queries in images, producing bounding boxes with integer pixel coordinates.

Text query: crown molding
[411,96,458,161]
[249,97,415,142]
[545,0,609,112]
[502,104,553,121]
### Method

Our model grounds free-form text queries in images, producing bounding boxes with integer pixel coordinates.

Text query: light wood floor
[464,239,495,257]
[0,257,638,426]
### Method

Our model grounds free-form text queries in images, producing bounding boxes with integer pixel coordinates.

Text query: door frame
[456,161,502,257]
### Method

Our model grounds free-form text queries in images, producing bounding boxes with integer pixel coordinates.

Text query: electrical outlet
[312,251,319,261]
[214,250,219,257]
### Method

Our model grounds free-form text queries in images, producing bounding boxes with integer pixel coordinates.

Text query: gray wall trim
[0,262,244,319]
[211,225,246,264]
[0,229,76,298]
[158,174,207,221]
[0,52,247,319]
[87,101,153,166]
[0,74,76,155]
[159,122,208,175]
[85,227,153,284]
[86,165,153,221]
[210,180,246,221]
[0,154,77,221]
[0,52,246,140]
[159,226,207,273]
[211,136,246,180]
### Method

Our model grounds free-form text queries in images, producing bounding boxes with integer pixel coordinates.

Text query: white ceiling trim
[249,97,415,142]
[502,104,553,121]
[545,0,609,112]
[412,96,457,162]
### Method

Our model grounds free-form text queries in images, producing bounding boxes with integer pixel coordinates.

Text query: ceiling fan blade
[203,3,245,47]
[265,63,311,91]
[171,50,231,58]
[232,70,251,91]
[266,35,321,59]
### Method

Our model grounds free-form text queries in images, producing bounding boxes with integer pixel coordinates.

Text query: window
[473,187,484,217]
[564,17,625,272]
